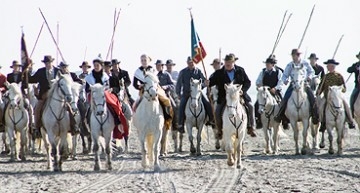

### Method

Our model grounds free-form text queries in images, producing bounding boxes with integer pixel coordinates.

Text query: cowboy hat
[41,55,55,63]
[291,49,302,55]
[166,59,176,66]
[111,59,121,65]
[79,61,91,68]
[323,59,339,65]
[58,61,69,67]
[104,61,112,67]
[10,60,22,68]
[155,59,164,65]
[210,58,222,65]
[263,58,276,64]
[308,53,319,60]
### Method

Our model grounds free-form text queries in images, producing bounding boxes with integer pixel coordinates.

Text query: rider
[28,55,60,137]
[103,61,112,76]
[255,57,289,129]
[78,61,91,79]
[208,54,257,137]
[317,59,356,131]
[210,58,223,71]
[109,59,135,106]
[165,59,179,82]
[308,53,325,79]
[84,57,129,140]
[0,64,8,129]
[7,60,23,84]
[274,49,319,125]
[347,51,360,117]
[176,56,215,133]
[133,54,172,120]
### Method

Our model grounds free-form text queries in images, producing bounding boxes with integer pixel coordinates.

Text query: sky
[0,0,359,99]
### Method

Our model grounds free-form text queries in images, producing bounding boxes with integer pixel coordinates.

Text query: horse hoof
[154,165,161,172]
[337,151,343,156]
[108,165,112,171]
[190,148,196,154]
[94,165,100,171]
[301,149,307,155]
[227,160,234,166]
[319,144,325,149]
[328,149,335,155]
[295,152,300,155]
[83,150,89,155]
[215,142,221,150]
[236,164,242,169]
[72,156,78,161]
[53,168,60,172]
[265,149,272,154]
[196,152,202,156]
[1,150,10,155]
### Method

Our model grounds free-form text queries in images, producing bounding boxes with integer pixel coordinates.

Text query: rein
[91,94,109,132]
[258,92,276,130]
[226,99,244,139]
[48,79,73,122]
[189,95,204,127]
[7,99,25,127]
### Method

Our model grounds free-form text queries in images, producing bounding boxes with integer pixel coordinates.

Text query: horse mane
[8,83,22,97]
[225,83,242,100]
[144,71,159,83]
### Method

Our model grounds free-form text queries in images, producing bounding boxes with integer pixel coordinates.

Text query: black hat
[187,56,192,62]
[79,61,91,68]
[41,55,55,63]
[166,59,175,66]
[58,61,69,67]
[356,51,360,58]
[224,54,238,62]
[10,60,22,68]
[308,53,319,60]
[323,59,339,65]
[155,59,164,65]
[263,58,276,64]
[291,49,301,55]
[104,61,112,67]
[111,59,121,65]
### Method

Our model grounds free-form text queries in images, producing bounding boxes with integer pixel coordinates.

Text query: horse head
[291,65,306,91]
[310,72,322,92]
[7,82,23,109]
[143,71,159,101]
[327,85,344,114]
[78,84,86,103]
[55,73,75,103]
[117,78,126,101]
[256,86,272,114]
[190,78,202,108]
[225,83,243,118]
[90,84,106,115]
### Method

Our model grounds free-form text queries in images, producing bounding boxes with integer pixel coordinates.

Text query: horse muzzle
[96,111,104,116]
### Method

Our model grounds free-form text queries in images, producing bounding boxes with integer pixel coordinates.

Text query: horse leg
[172,130,178,153]
[263,119,272,154]
[139,132,148,169]
[224,132,234,166]
[236,138,242,169]
[124,135,129,153]
[20,128,28,161]
[213,127,221,150]
[186,124,196,154]
[337,123,343,156]
[104,131,112,171]
[160,126,168,156]
[196,125,202,156]
[153,130,162,172]
[292,122,300,155]
[179,132,184,152]
[72,134,78,160]
[92,132,101,171]
[273,124,280,155]
[41,128,51,170]
[2,132,10,155]
[80,133,88,154]
[87,135,92,154]
[49,133,60,172]
[320,130,326,148]
[7,127,16,162]
[327,127,334,155]
[301,120,310,155]
[311,122,320,151]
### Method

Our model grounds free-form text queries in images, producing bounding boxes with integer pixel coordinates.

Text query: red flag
[191,15,206,64]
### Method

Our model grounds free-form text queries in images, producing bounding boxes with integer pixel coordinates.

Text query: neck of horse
[264,96,276,111]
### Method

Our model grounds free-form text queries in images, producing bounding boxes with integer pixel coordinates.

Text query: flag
[21,33,31,71]
[191,14,206,64]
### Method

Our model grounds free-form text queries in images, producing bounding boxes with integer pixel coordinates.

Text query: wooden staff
[298,4,316,49]
[83,46,87,61]
[271,10,288,55]
[39,8,66,62]
[274,13,292,53]
[56,21,59,65]
[110,8,117,60]
[30,22,44,58]
[105,9,121,60]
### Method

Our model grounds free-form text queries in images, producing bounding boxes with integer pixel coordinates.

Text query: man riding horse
[132,54,173,121]
[176,56,215,134]
[274,49,319,125]
[255,57,289,129]
[84,57,129,140]
[78,61,91,80]
[316,59,355,131]
[208,53,257,137]
[347,51,360,117]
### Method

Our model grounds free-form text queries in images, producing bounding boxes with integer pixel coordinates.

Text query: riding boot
[245,102,256,137]
[319,107,327,132]
[281,116,290,130]
[306,87,319,124]
[343,100,356,129]
[254,101,262,129]
[274,99,287,123]
[202,95,215,127]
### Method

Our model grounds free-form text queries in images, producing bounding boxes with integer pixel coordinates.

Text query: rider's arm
[281,63,291,84]
[275,70,283,91]
[162,73,175,91]
[304,61,315,79]
[341,75,346,93]
[347,62,358,73]
[132,76,143,90]
[241,69,251,93]
[123,71,132,87]
[255,70,264,87]
[175,70,183,96]
[28,69,39,84]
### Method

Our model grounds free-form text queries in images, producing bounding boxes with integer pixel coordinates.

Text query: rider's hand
[139,84,144,89]
[270,88,276,94]
[205,80,210,87]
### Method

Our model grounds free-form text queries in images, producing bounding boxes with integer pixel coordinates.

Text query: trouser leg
[343,100,356,129]
[177,96,188,133]
[215,101,225,139]
[350,88,360,117]
[305,87,319,124]
[254,100,262,129]
[201,94,214,125]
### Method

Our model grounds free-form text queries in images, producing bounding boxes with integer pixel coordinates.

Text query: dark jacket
[176,67,206,97]
[347,62,360,88]
[312,64,325,79]
[110,69,132,95]
[69,72,83,85]
[7,72,22,84]
[157,70,175,92]
[28,67,60,99]
[209,65,251,104]
[133,66,153,90]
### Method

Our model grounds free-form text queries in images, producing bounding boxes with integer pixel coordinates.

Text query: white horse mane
[7,83,23,98]
[144,71,159,83]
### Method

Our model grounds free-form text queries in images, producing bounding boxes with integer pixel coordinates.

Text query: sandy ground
[0,125,359,193]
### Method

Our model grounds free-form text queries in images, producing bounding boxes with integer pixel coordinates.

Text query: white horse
[185,78,206,156]
[4,83,29,161]
[321,85,346,155]
[133,71,164,171]
[223,83,247,168]
[257,86,281,154]
[210,85,222,150]
[69,83,83,160]
[42,74,80,171]
[286,65,311,155]
[90,84,115,171]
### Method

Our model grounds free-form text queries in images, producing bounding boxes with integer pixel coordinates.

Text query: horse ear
[190,77,194,83]
[256,87,259,91]
[199,79,203,84]
[224,84,229,90]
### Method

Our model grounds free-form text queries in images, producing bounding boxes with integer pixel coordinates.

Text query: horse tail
[146,134,154,163]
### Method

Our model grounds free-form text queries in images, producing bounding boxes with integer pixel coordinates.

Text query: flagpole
[298,4,316,49]
[106,8,121,61]
[56,21,59,65]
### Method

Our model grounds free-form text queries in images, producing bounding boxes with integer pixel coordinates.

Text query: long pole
[30,22,45,58]
[83,46,87,61]
[273,13,292,53]
[106,9,121,60]
[56,21,59,65]
[298,4,316,49]
[271,10,288,55]
[110,8,117,60]
[39,8,66,62]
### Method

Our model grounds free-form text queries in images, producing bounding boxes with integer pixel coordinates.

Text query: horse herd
[0,68,357,172]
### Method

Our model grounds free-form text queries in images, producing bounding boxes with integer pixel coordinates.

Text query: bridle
[91,90,109,131]
[226,97,243,138]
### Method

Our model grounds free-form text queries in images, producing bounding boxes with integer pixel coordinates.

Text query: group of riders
[0,48,359,148]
